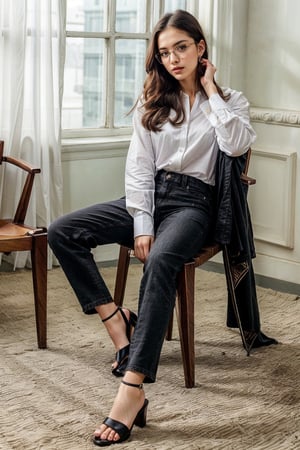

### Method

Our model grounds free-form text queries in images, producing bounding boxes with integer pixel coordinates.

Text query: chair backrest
[241,148,256,186]
[0,140,41,225]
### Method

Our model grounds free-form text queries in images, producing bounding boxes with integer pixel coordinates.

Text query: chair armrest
[2,156,41,174]
[241,174,256,185]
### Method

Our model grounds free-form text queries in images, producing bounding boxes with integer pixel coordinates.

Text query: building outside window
[62,0,189,138]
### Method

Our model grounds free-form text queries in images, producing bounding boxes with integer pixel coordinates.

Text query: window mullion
[66,30,112,38]
[106,0,116,129]
[106,36,115,129]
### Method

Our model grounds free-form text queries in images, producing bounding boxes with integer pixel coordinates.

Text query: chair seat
[193,242,222,266]
[0,220,33,237]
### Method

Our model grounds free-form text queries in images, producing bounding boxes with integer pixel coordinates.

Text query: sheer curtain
[0,0,66,268]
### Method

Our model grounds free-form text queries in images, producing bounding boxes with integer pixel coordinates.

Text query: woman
[48,9,257,446]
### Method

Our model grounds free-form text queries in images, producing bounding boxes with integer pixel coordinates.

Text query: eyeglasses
[155,42,196,64]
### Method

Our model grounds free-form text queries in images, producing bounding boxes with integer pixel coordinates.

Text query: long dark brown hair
[138,10,229,131]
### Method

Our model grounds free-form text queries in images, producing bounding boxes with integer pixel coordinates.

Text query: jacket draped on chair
[214,150,277,352]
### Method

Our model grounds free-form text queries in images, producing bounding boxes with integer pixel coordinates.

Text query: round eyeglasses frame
[155,42,196,64]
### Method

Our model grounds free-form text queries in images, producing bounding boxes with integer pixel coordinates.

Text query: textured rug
[0,264,299,450]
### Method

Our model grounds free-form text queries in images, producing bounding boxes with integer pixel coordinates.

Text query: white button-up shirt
[125,88,256,238]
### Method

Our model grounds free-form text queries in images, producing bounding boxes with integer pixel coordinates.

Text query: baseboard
[97,258,300,297]
[202,260,300,297]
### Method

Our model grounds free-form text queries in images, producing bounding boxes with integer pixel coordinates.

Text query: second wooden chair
[0,140,47,349]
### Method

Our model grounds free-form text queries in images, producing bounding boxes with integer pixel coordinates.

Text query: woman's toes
[94,425,108,439]
[98,427,119,442]
[101,428,111,440]
[109,429,119,442]
[93,426,102,438]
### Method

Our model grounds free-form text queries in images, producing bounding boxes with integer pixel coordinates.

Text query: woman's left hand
[200,58,218,97]
[134,235,154,263]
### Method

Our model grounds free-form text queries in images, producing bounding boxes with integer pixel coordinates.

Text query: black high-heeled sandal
[93,380,149,447]
[102,307,137,377]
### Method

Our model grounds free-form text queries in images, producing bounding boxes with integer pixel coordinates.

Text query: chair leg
[176,261,196,388]
[114,246,131,307]
[31,232,48,349]
[165,310,173,341]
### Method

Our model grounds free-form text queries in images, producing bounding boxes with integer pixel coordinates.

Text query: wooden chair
[113,151,255,388]
[0,140,47,348]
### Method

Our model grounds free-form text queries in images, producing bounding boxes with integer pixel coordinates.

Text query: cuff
[208,92,228,111]
[133,211,154,238]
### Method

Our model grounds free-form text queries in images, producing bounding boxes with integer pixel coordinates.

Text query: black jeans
[48,171,215,382]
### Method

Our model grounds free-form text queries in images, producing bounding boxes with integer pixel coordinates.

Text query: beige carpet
[0,264,299,450]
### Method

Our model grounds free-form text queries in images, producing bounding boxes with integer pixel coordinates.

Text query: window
[62,0,190,138]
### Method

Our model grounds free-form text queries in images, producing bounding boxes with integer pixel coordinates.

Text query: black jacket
[214,150,277,350]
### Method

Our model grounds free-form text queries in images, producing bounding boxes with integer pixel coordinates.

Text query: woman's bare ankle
[96,304,129,351]
[123,370,145,386]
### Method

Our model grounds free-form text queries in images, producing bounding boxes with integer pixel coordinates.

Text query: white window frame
[62,0,199,142]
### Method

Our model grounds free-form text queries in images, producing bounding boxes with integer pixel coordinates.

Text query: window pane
[164,0,186,13]
[66,0,107,32]
[62,37,105,129]
[116,0,147,33]
[114,39,146,127]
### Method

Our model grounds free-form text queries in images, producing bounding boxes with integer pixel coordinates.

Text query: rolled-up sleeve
[125,106,156,238]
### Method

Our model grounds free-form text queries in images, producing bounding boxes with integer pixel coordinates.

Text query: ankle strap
[102,306,120,323]
[122,380,143,390]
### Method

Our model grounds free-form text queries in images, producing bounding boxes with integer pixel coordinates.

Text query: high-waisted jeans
[48,170,215,382]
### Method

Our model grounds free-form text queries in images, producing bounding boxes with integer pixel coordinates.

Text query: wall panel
[248,148,296,248]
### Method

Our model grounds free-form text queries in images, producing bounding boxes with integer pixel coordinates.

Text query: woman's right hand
[134,235,154,263]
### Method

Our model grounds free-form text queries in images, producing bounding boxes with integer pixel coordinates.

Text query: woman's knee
[48,219,60,248]
[48,216,69,250]
[145,248,179,274]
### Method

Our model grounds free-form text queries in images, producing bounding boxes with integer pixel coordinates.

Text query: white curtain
[0,0,66,268]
